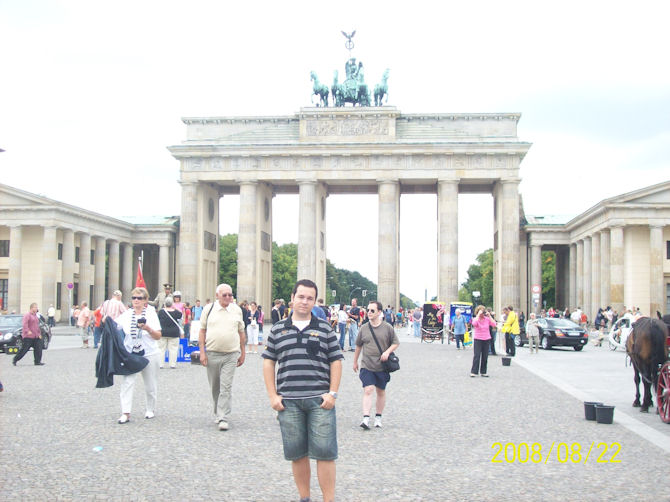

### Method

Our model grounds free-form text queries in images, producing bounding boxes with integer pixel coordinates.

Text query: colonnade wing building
[524,181,670,317]
[169,107,531,315]
[0,184,177,319]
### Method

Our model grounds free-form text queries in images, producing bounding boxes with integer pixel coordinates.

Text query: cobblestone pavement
[2,329,669,501]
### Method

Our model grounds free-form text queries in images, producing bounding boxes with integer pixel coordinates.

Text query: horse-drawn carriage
[625,313,670,423]
[420,302,447,343]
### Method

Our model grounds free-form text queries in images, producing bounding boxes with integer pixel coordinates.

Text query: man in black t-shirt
[347,298,361,351]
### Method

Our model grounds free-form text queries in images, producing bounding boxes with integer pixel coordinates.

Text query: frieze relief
[305,118,390,137]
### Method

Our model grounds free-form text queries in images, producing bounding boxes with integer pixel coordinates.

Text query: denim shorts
[359,367,390,390]
[277,397,338,461]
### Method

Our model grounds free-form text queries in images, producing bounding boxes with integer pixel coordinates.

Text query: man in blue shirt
[451,309,468,350]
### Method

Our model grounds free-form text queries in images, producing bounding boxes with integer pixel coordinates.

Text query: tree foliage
[541,250,556,308]
[219,233,415,309]
[458,248,494,307]
[219,233,238,292]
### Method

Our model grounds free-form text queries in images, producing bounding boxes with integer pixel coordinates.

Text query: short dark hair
[292,279,318,298]
[369,300,383,312]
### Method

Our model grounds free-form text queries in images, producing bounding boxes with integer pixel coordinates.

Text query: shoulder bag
[163,308,184,336]
[368,323,400,373]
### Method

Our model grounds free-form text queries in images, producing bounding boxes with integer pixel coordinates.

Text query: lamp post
[349,286,361,304]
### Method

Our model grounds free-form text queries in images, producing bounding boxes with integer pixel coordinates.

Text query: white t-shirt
[337,310,349,323]
[116,307,161,357]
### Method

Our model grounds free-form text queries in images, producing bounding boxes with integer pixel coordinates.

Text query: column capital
[499,178,522,185]
[376,178,399,186]
[238,179,260,186]
[295,178,317,186]
[649,223,665,229]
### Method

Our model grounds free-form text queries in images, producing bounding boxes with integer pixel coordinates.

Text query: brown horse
[626,314,669,412]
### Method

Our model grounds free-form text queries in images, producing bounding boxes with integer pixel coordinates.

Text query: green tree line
[458,248,556,309]
[219,233,415,309]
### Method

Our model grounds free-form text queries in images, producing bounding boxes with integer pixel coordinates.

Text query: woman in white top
[115,287,162,424]
[246,301,260,354]
[337,303,349,350]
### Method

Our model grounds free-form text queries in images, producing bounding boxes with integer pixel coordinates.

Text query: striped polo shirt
[262,314,343,399]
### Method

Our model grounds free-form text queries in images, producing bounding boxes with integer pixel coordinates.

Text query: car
[514,317,588,351]
[0,314,52,354]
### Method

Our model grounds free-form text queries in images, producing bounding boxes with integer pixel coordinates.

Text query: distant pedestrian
[92,304,103,349]
[337,304,348,350]
[192,299,203,321]
[451,308,468,349]
[526,313,540,354]
[13,303,45,366]
[157,296,183,369]
[412,307,422,337]
[271,299,282,324]
[262,279,343,502]
[347,298,361,352]
[246,301,260,354]
[47,304,56,327]
[501,306,519,357]
[353,301,399,429]
[77,301,91,348]
[101,290,127,321]
[470,305,495,377]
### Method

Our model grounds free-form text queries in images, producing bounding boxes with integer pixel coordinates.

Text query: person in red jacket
[13,303,45,366]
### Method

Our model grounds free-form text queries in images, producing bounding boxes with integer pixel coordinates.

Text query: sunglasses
[131,296,145,300]
[367,309,377,313]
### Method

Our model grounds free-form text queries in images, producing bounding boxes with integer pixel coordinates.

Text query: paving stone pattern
[1,333,669,501]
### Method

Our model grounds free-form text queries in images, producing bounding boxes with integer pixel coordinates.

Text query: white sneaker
[374,416,382,428]
[117,414,130,424]
[218,421,229,431]
[360,417,370,430]
[145,411,155,419]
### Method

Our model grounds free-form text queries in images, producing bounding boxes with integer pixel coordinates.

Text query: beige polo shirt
[200,302,245,353]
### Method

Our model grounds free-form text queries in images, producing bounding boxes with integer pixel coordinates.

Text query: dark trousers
[13,337,43,365]
[505,333,516,356]
[93,326,103,348]
[455,334,464,348]
[489,330,497,355]
[471,339,489,375]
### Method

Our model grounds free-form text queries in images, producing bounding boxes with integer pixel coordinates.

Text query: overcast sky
[1,1,669,304]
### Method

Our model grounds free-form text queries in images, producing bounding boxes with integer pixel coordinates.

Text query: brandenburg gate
[169,106,530,315]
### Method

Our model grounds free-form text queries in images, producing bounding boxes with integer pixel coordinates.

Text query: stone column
[530,244,542,314]
[599,230,610,309]
[610,225,624,312]
[297,181,317,281]
[437,180,458,306]
[650,224,665,315]
[378,179,400,309]
[159,244,170,289]
[42,226,58,312]
[591,233,600,314]
[121,242,133,300]
[499,180,520,310]
[108,240,120,297]
[555,247,569,311]
[237,181,258,302]
[8,225,22,313]
[576,240,583,309]
[79,233,92,304]
[61,228,75,316]
[178,182,198,303]
[583,236,592,319]
[569,243,576,309]
[94,237,106,307]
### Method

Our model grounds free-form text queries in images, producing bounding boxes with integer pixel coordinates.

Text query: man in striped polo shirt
[262,279,343,502]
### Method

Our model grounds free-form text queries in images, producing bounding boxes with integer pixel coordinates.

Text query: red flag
[135,259,146,288]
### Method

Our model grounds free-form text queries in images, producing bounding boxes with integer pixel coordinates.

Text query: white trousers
[120,352,161,415]
[246,324,259,345]
[158,337,180,367]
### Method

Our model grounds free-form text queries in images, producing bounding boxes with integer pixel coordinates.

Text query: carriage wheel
[656,362,670,424]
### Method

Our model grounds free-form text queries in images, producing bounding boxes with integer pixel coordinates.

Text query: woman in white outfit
[246,301,260,354]
[115,287,162,424]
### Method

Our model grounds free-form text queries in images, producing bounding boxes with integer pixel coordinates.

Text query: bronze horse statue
[626,313,669,412]
[374,69,389,106]
[310,71,329,107]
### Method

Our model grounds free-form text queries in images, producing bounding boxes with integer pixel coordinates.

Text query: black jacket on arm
[95,318,149,388]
